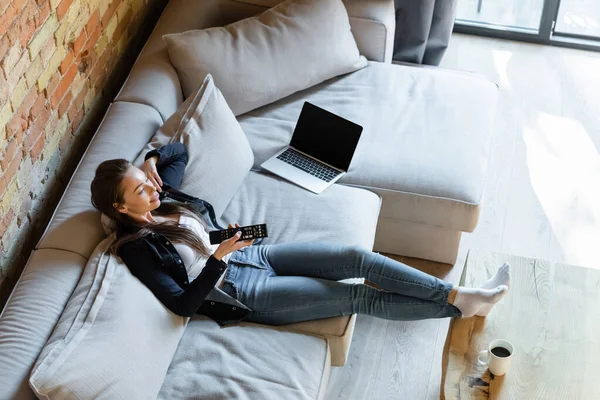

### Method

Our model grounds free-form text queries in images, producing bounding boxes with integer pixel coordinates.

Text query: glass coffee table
[441,250,600,399]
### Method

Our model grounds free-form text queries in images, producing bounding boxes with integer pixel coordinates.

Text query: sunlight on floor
[491,49,513,90]
[523,112,600,267]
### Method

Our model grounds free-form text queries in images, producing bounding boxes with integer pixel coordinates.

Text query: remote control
[209,224,268,245]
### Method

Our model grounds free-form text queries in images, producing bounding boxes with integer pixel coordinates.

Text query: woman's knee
[343,244,372,262]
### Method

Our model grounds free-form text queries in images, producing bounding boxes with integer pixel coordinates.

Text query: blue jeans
[220,242,462,325]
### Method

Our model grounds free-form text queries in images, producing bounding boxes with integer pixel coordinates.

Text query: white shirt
[174,214,231,287]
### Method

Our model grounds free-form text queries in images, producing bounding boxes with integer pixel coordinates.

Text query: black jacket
[116,142,260,326]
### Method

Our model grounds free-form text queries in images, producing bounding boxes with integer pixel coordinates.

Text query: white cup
[477,339,514,376]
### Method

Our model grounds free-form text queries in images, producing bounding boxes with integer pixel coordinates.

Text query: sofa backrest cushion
[134,74,254,219]
[36,102,163,258]
[29,234,188,399]
[163,0,367,116]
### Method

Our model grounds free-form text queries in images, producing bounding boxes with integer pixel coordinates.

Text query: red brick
[0,6,16,37]
[0,150,23,197]
[113,10,132,43]
[0,36,10,61]
[15,86,38,117]
[86,10,100,35]
[19,18,37,46]
[73,82,88,105]
[50,63,78,107]
[71,28,87,55]
[25,106,50,150]
[58,128,73,152]
[57,90,72,118]
[13,0,28,12]
[59,51,73,75]
[29,94,47,122]
[29,129,45,161]
[88,60,104,90]
[44,70,61,98]
[0,209,16,238]
[46,111,60,133]
[34,0,51,29]
[7,112,28,139]
[101,0,119,28]
[67,101,82,126]
[39,36,55,65]
[14,0,37,45]
[6,114,26,145]
[84,25,101,54]
[6,88,37,136]
[6,20,21,47]
[0,139,19,170]
[23,126,42,155]
[57,0,75,21]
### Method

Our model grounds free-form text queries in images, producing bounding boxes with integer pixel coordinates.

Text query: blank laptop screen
[290,102,363,171]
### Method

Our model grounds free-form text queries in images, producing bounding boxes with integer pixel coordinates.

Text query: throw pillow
[163,0,367,116]
[29,234,188,399]
[134,74,254,219]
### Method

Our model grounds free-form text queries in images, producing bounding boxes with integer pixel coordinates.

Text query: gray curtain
[392,0,458,66]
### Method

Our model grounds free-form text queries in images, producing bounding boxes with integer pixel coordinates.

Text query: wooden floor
[324,34,600,400]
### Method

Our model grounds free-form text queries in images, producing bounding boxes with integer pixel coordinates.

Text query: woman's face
[114,166,161,216]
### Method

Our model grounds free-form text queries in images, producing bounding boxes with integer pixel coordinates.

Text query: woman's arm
[144,142,188,190]
[118,239,227,317]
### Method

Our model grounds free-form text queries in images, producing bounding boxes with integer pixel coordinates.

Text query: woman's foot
[480,262,511,290]
[476,263,511,316]
[452,263,511,317]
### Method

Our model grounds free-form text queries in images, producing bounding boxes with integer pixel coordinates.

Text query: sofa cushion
[163,0,367,116]
[114,0,395,120]
[237,61,498,232]
[158,316,331,400]
[29,235,188,400]
[231,0,396,62]
[219,170,381,249]
[36,102,163,258]
[216,169,381,367]
[135,74,254,219]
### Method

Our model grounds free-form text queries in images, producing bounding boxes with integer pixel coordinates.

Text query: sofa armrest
[344,0,396,63]
[0,249,87,399]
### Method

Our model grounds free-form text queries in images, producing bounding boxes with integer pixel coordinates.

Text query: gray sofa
[0,0,497,398]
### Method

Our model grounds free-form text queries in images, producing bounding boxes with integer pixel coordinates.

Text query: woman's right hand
[213,223,254,261]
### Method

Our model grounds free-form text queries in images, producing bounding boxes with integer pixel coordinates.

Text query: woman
[90,143,511,326]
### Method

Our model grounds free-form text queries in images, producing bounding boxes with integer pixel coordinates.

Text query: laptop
[260,102,363,194]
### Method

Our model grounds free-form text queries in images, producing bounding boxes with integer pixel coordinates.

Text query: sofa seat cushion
[158,316,330,400]
[219,170,382,250]
[238,61,498,232]
[219,170,379,367]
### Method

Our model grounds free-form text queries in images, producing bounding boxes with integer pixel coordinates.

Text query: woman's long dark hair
[90,158,212,258]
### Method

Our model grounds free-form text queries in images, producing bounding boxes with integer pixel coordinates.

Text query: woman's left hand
[142,156,163,192]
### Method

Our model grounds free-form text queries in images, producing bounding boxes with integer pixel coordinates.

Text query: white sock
[475,263,511,316]
[481,262,511,290]
[452,285,509,318]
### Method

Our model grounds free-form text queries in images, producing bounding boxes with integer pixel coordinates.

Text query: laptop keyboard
[276,148,340,182]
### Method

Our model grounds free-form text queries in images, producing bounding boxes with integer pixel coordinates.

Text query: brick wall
[0,0,167,308]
